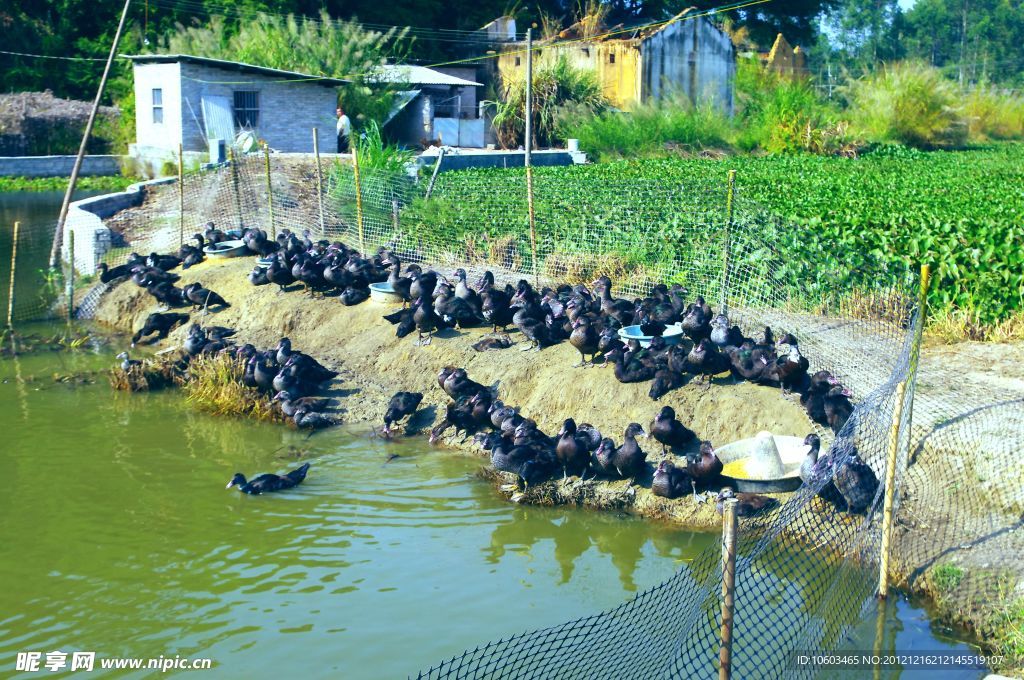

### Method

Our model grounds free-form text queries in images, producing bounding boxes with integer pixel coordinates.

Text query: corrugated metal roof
[123,54,350,86]
[368,65,482,87]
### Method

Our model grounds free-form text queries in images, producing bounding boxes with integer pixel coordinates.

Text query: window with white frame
[233,91,259,128]
[152,88,163,124]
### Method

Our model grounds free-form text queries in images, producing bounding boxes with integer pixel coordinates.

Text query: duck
[716,487,779,517]
[96,262,133,283]
[687,441,723,498]
[453,268,482,307]
[252,355,279,393]
[649,367,685,400]
[649,406,695,454]
[272,391,331,418]
[383,256,414,304]
[592,276,634,326]
[383,391,423,435]
[611,423,647,482]
[146,252,182,271]
[592,437,617,476]
[799,433,846,508]
[832,445,879,514]
[249,266,270,286]
[481,284,515,332]
[442,368,487,400]
[555,418,600,479]
[824,385,854,433]
[412,295,443,345]
[275,339,337,382]
[183,282,230,309]
[680,304,711,343]
[408,268,438,302]
[652,460,692,500]
[776,343,810,394]
[293,408,338,431]
[340,285,370,306]
[569,315,601,367]
[608,347,656,384]
[429,395,480,443]
[801,371,838,425]
[686,339,732,385]
[226,462,310,495]
[434,285,483,328]
[267,256,296,291]
[131,312,189,346]
[115,351,141,371]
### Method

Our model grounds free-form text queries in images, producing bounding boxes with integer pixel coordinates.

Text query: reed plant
[181,354,282,422]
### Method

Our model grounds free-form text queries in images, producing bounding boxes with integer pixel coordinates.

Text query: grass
[925,308,1024,344]
[181,353,283,422]
[931,563,965,593]
[0,175,136,193]
[108,355,186,392]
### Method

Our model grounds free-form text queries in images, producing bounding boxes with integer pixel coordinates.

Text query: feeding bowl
[618,323,684,348]
[255,256,275,267]
[369,282,403,304]
[716,431,807,493]
[203,239,247,258]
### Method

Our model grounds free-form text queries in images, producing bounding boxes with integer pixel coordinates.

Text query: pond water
[0,192,988,678]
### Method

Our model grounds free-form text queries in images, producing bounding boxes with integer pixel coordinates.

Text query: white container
[369,282,403,304]
[567,138,580,152]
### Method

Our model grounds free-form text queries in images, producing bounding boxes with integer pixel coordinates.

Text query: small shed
[370,65,484,148]
[125,54,348,166]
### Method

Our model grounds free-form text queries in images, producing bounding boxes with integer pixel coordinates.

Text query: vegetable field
[407,144,1023,326]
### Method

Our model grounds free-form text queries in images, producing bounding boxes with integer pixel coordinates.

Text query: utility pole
[50,0,133,269]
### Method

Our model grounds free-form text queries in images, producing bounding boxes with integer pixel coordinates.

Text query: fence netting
[7,150,1020,677]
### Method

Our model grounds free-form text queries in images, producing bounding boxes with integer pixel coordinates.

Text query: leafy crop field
[407,144,1023,328]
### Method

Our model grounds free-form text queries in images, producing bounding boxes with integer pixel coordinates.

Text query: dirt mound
[93,256,819,527]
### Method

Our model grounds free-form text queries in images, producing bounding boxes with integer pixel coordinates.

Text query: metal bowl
[369,282,403,304]
[203,239,248,258]
[717,432,806,493]
[617,323,684,348]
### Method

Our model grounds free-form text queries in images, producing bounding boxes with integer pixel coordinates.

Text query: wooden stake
[351,137,365,254]
[721,169,736,315]
[264,143,275,238]
[178,142,185,248]
[524,27,539,287]
[878,379,907,598]
[7,221,19,329]
[424,147,445,200]
[228,148,242,230]
[719,497,738,680]
[313,128,325,237]
[49,0,133,269]
[67,230,75,323]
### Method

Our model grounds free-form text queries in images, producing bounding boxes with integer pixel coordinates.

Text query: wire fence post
[313,127,325,238]
[352,137,365,254]
[878,379,908,598]
[6,221,19,330]
[721,169,736,315]
[424,148,445,200]
[67,230,75,324]
[524,27,539,288]
[719,497,738,680]
[263,143,275,239]
[178,142,185,248]
[229,147,242,230]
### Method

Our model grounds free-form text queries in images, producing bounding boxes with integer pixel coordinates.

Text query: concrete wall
[0,155,121,178]
[179,63,338,153]
[134,62,183,153]
[62,177,173,274]
[640,17,735,114]
[415,148,585,172]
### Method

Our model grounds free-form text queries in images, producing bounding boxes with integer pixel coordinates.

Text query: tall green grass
[558,95,732,161]
[846,61,967,149]
[964,85,1024,141]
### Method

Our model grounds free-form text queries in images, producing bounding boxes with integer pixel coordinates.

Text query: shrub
[846,61,967,149]
[964,85,1024,141]
[558,95,733,161]
[489,56,608,149]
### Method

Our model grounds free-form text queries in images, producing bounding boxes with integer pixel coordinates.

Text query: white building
[125,54,347,168]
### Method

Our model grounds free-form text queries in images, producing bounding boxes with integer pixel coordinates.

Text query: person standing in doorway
[336,106,351,153]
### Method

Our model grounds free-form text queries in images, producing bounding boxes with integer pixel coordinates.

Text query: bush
[489,56,608,149]
[964,85,1024,141]
[846,61,967,149]
[558,95,733,161]
[734,57,852,154]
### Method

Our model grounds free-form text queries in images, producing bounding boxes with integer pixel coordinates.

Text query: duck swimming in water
[227,463,310,495]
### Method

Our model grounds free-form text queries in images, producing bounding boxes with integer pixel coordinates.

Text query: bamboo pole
[313,128,326,238]
[878,379,908,598]
[178,142,185,248]
[7,221,19,329]
[67,230,75,324]
[229,148,242,230]
[524,27,539,287]
[351,137,365,254]
[264,143,275,238]
[721,169,736,314]
[719,497,738,680]
[49,0,133,269]
[872,597,887,680]
[424,148,445,199]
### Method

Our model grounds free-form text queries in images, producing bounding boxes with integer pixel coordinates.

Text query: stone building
[126,54,347,169]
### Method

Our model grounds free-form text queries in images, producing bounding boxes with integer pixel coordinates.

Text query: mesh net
[10,151,1020,676]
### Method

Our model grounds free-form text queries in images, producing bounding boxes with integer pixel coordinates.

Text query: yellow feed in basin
[722,459,756,479]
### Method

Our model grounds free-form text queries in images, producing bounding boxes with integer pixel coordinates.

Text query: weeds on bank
[181,354,282,422]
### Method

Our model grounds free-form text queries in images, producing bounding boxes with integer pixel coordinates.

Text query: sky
[898,0,917,9]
